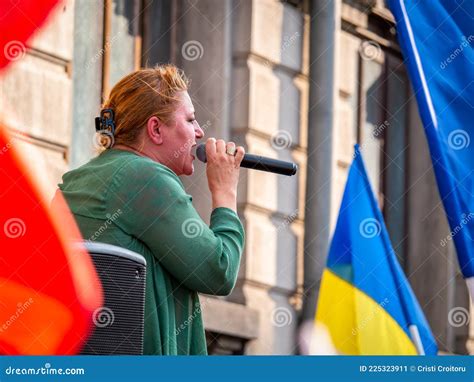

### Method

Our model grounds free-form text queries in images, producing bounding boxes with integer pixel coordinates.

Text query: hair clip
[95,108,116,135]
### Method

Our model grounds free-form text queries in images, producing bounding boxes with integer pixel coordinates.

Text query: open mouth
[191,143,197,159]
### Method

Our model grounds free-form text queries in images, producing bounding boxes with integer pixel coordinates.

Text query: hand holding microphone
[203,138,245,212]
[199,138,298,212]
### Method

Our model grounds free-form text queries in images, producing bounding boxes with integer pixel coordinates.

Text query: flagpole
[466,277,474,304]
[408,325,425,355]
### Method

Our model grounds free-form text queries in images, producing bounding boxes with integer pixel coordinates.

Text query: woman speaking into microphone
[53,65,245,355]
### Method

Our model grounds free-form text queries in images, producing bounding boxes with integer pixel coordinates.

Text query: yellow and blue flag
[316,148,437,355]
[389,0,474,299]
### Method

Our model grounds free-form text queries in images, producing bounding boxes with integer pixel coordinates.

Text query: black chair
[79,242,146,355]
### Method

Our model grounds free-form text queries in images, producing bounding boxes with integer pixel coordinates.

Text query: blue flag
[389,0,474,296]
[316,147,437,355]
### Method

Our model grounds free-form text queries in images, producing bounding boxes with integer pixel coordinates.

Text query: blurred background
[0,0,472,355]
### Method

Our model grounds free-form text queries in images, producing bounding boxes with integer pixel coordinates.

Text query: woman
[53,65,245,355]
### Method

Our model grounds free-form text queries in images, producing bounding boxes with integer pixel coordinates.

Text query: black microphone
[195,143,298,176]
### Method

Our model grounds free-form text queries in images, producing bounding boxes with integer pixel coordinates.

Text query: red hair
[97,64,189,150]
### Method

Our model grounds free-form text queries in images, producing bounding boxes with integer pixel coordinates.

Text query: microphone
[195,143,298,176]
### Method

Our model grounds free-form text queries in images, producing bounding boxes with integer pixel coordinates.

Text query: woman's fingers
[206,138,244,167]
[234,146,245,168]
[216,139,226,154]
[205,137,217,158]
[205,139,244,212]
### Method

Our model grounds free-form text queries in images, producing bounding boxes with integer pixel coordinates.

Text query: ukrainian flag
[316,147,437,355]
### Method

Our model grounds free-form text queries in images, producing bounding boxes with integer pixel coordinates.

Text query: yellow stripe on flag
[316,269,417,355]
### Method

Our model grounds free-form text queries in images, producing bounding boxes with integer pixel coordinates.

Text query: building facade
[1,0,472,354]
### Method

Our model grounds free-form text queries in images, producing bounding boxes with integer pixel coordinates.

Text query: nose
[195,122,204,140]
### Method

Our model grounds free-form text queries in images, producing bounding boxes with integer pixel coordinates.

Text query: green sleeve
[108,158,245,296]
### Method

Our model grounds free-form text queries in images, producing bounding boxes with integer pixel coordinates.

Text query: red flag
[0,0,103,354]
[0,125,103,354]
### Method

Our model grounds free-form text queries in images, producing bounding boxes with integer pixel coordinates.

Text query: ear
[146,116,164,145]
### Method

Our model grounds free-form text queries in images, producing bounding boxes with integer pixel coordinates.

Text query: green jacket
[56,149,245,355]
